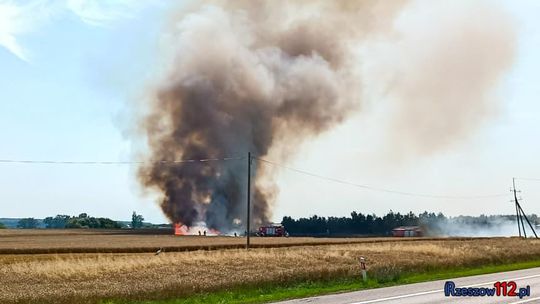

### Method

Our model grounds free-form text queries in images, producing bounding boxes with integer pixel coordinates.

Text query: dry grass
[1,234,540,304]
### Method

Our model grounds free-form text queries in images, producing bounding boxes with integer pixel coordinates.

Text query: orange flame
[174,223,220,236]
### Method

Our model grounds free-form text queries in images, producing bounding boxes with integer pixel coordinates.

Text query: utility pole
[513,178,525,238]
[521,209,528,238]
[514,195,521,238]
[518,202,538,239]
[246,152,251,249]
[512,178,539,239]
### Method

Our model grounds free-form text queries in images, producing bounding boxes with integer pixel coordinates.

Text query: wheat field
[1,233,540,304]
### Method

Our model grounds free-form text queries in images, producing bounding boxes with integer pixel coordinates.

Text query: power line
[0,157,244,165]
[255,157,509,200]
[0,155,514,199]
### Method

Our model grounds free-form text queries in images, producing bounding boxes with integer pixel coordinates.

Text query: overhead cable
[0,157,244,165]
[256,157,509,200]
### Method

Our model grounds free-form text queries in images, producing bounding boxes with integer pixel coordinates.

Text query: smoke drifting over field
[423,215,522,237]
[371,1,516,158]
[137,1,516,231]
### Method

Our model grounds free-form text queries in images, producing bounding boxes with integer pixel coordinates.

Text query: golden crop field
[1,230,540,304]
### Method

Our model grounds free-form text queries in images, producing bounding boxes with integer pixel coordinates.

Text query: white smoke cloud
[434,217,518,237]
[363,0,516,161]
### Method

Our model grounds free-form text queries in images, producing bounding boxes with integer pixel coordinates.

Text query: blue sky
[0,0,170,222]
[1,1,540,223]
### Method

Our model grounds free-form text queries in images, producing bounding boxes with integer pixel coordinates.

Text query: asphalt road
[274,267,540,304]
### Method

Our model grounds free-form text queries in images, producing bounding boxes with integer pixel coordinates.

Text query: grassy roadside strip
[104,259,540,304]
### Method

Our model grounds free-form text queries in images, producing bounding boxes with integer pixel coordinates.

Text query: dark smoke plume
[137,1,405,231]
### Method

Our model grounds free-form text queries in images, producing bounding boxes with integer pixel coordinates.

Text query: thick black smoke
[137,1,407,231]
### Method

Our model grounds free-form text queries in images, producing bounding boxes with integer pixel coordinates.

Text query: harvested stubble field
[0,229,431,254]
[1,231,540,304]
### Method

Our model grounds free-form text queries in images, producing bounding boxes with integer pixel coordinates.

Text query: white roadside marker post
[360,257,367,282]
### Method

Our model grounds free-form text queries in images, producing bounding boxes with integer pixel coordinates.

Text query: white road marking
[348,289,441,304]
[348,273,540,304]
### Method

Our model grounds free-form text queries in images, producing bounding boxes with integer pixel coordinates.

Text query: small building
[392,226,423,237]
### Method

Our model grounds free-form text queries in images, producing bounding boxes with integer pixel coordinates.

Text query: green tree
[44,215,71,228]
[131,212,144,229]
[97,217,122,229]
[17,218,39,229]
[64,214,121,229]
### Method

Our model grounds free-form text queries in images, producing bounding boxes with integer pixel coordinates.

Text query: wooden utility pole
[513,178,525,238]
[512,178,539,239]
[515,196,522,237]
[518,202,538,239]
[246,152,251,249]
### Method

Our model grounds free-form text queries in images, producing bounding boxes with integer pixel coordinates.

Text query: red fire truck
[258,225,287,237]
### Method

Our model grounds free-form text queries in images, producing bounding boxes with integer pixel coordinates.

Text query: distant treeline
[0,212,154,229]
[43,213,122,229]
[0,216,118,229]
[281,211,539,236]
[6,214,123,229]
[2,212,149,229]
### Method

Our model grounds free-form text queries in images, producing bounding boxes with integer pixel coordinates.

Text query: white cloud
[0,0,58,61]
[0,1,38,61]
[66,0,148,26]
[0,30,27,61]
[0,0,156,61]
